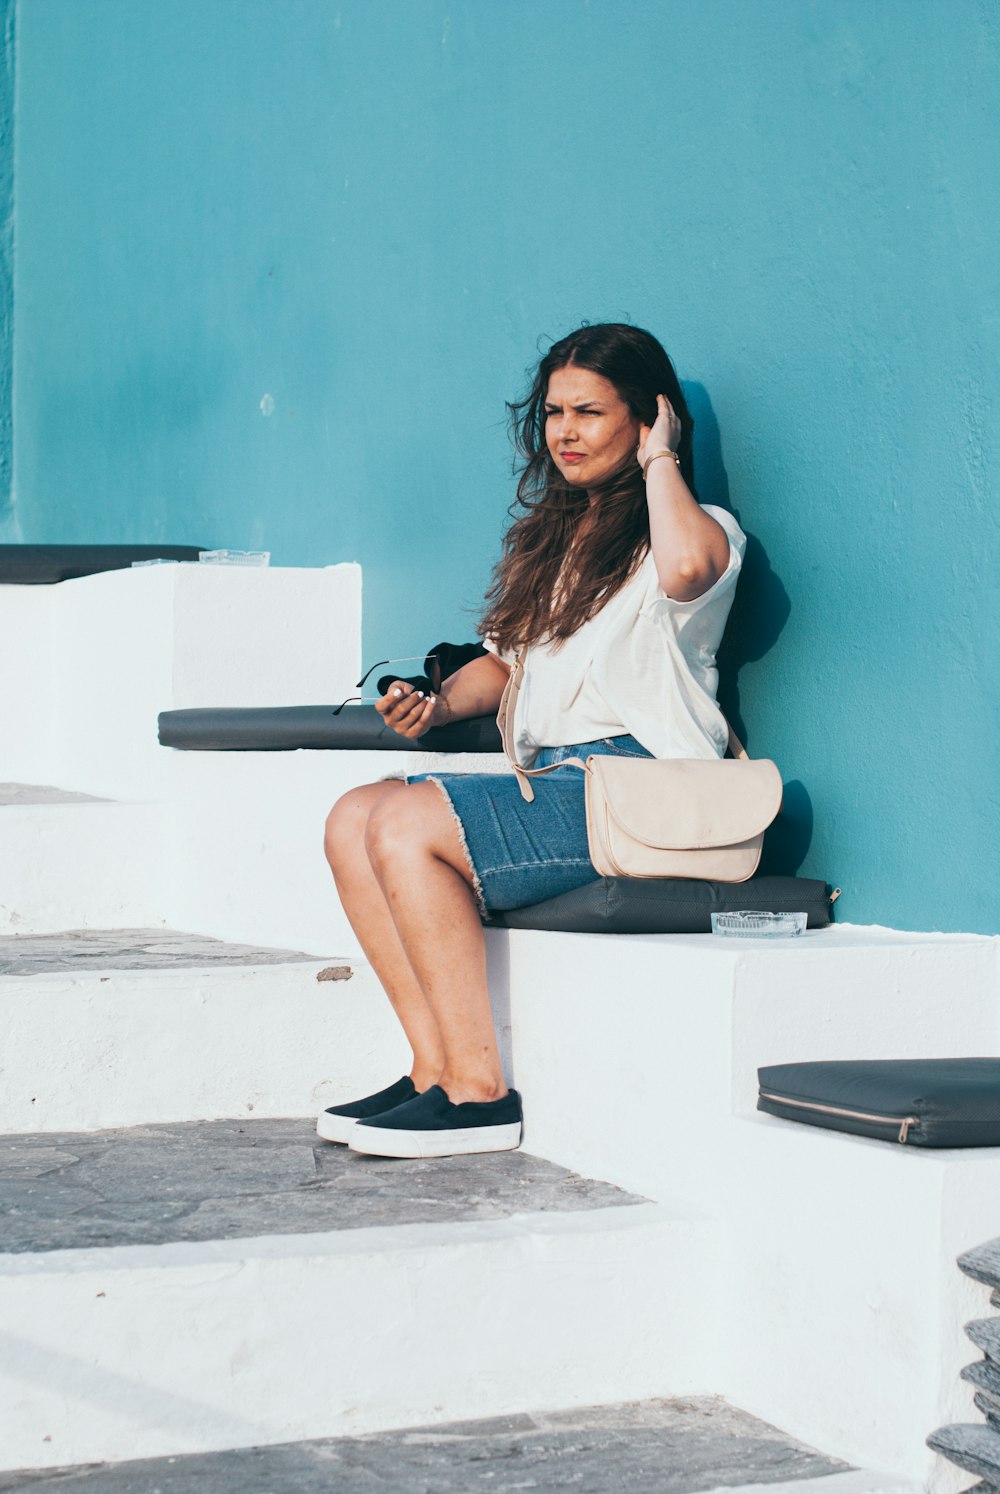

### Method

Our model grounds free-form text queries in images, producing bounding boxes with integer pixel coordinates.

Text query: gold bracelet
[436,692,454,722]
[642,448,681,479]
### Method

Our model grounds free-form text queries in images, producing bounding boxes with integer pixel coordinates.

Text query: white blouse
[486,504,745,767]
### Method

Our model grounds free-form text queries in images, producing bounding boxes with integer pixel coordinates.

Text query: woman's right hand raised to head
[376,681,448,739]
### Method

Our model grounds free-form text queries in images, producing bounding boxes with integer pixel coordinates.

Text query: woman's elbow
[658,556,719,603]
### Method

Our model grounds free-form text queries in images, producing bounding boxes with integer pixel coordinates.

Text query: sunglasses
[331,654,442,716]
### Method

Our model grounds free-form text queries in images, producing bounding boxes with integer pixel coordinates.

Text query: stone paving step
[926,1422,1000,1484]
[961,1238,1000,1291]
[0,930,404,1132]
[0,927,326,978]
[0,1396,877,1493]
[0,1116,641,1254]
[0,1117,714,1472]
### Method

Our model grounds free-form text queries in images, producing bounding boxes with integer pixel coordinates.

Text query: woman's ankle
[410,1064,445,1093]
[436,1069,509,1105]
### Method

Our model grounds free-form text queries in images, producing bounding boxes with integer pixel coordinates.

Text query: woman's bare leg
[324,783,445,1090]
[363,782,506,1105]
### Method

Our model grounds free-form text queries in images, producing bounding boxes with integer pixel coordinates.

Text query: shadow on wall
[685,382,812,877]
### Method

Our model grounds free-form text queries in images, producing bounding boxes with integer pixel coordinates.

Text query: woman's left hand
[637,393,682,469]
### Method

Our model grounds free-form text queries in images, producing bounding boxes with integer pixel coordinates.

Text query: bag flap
[588,756,783,849]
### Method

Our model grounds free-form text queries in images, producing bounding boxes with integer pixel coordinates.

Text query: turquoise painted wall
[8,0,999,933]
[0,0,13,520]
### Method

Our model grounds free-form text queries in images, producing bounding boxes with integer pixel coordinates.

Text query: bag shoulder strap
[496,647,748,803]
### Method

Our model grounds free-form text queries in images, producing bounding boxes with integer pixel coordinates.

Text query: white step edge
[0,959,408,1133]
[0,1202,714,1472]
[715,1473,923,1494]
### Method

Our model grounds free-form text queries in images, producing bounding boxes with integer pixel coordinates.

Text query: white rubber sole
[348,1121,523,1159]
[315,1111,360,1144]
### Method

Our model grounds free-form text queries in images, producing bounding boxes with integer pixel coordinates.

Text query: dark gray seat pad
[0,545,205,584]
[488,875,832,934]
[158,704,504,753]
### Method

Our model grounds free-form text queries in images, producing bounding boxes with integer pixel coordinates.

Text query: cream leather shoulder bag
[497,650,782,883]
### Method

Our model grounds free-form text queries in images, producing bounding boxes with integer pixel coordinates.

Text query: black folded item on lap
[488,875,832,933]
[757,1059,1000,1148]
[375,641,489,698]
[157,703,503,753]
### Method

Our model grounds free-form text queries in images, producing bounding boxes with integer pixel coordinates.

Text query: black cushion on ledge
[488,875,832,934]
[0,545,205,584]
[157,703,504,753]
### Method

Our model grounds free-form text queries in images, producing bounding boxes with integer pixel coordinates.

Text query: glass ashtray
[711,911,807,938]
[198,549,270,566]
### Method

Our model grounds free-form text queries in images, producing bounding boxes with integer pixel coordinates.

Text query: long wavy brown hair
[479,323,694,652]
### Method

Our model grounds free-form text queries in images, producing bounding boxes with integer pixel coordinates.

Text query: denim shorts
[407,734,653,915]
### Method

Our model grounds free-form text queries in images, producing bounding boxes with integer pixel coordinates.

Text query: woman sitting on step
[320,322,745,1160]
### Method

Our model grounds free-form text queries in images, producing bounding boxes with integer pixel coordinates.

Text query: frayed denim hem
[424,775,488,920]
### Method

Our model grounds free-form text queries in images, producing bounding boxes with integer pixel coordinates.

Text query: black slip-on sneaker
[316,1075,417,1144]
[348,1084,523,1158]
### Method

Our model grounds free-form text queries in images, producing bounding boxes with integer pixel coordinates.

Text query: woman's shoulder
[700,504,747,554]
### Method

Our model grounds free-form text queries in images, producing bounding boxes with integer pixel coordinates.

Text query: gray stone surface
[0,783,108,806]
[964,1358,1000,1411]
[0,928,330,977]
[974,1395,1000,1433]
[992,1288,1000,1311]
[0,1117,644,1253]
[960,1238,1000,1291]
[927,1423,1000,1481]
[968,1320,1000,1365]
[0,1395,851,1492]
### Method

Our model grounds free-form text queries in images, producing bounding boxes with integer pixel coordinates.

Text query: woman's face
[544,365,640,489]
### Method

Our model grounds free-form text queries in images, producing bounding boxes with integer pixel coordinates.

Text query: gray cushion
[488,875,833,934]
[0,545,205,584]
[157,703,503,753]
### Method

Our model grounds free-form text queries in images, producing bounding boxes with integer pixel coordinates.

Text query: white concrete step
[4,924,996,1489]
[504,924,1000,1207]
[0,1117,711,1472]
[0,562,362,800]
[497,921,999,1490]
[0,930,407,1133]
[0,788,166,935]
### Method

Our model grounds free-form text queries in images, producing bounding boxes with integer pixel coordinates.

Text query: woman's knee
[364,782,465,879]
[324,783,398,872]
[364,784,444,870]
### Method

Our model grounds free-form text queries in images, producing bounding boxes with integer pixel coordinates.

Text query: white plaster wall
[163,746,509,956]
[168,563,361,709]
[47,566,176,799]
[730,929,1000,1109]
[0,586,57,784]
[0,801,166,935]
